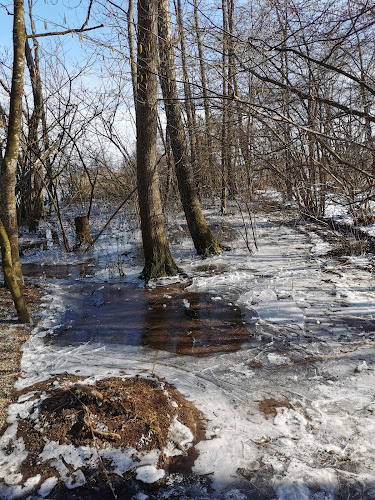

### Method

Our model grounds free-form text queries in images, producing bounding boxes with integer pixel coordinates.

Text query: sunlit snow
[1,200,375,499]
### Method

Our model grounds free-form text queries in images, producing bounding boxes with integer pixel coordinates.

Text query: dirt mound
[2,375,206,499]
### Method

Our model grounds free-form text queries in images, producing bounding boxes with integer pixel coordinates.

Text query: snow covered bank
[1,205,375,498]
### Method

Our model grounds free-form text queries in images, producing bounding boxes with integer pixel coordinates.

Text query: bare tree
[158,0,224,256]
[0,0,26,283]
[0,0,31,322]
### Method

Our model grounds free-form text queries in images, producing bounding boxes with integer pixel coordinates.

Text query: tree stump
[74,216,93,248]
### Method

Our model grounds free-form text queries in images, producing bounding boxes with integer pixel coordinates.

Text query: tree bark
[158,0,223,256]
[136,0,178,282]
[175,0,201,195]
[220,0,229,215]
[0,0,26,283]
[0,218,31,323]
[23,37,44,231]
[193,0,213,175]
[127,0,137,101]
[74,216,93,247]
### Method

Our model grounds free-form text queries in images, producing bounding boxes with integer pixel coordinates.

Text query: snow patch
[135,465,165,483]
[164,416,194,457]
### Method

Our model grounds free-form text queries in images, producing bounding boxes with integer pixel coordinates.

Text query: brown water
[48,282,252,357]
[23,261,96,280]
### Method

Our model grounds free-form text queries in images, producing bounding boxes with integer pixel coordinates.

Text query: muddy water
[47,282,252,357]
[23,261,96,280]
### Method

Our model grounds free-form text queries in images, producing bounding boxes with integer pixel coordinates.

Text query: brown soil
[248,361,263,369]
[9,374,206,498]
[257,397,294,418]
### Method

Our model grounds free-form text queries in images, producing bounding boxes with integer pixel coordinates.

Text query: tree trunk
[127,0,137,101]
[158,0,223,256]
[193,0,213,176]
[175,0,201,196]
[136,0,178,282]
[220,0,229,215]
[23,37,44,231]
[0,0,26,283]
[74,216,93,247]
[0,218,31,323]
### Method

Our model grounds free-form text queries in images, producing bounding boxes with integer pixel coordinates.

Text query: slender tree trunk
[19,0,48,231]
[355,32,375,175]
[232,71,252,198]
[220,0,230,215]
[158,0,223,256]
[276,0,293,199]
[0,218,31,323]
[175,0,201,195]
[23,37,44,230]
[193,0,213,174]
[157,114,174,206]
[136,0,178,281]
[226,0,235,191]
[0,0,26,283]
[127,0,137,101]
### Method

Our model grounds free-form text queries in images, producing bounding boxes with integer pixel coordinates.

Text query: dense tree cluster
[0,0,374,318]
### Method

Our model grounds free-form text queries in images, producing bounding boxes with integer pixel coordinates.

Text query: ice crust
[2,203,375,498]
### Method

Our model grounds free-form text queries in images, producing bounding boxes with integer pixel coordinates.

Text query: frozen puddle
[47,282,253,357]
[22,261,96,280]
[5,208,375,498]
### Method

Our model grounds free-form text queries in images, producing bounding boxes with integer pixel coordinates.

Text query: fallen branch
[0,372,21,378]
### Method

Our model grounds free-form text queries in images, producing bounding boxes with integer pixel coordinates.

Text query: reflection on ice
[22,261,96,280]
[48,282,253,357]
[14,205,375,498]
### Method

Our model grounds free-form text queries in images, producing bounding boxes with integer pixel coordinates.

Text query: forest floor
[0,284,42,431]
[1,195,375,499]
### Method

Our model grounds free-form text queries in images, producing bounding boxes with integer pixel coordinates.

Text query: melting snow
[135,465,165,483]
[2,203,375,498]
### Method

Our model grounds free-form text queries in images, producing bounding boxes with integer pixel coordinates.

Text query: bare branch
[273,46,375,97]
[27,24,103,39]
[234,57,375,123]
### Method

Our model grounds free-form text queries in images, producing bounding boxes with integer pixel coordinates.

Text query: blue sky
[0,0,96,61]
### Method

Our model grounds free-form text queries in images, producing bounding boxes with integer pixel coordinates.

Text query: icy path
[9,211,375,498]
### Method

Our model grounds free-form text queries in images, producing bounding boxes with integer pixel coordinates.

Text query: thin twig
[151,350,160,377]
[0,372,20,378]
